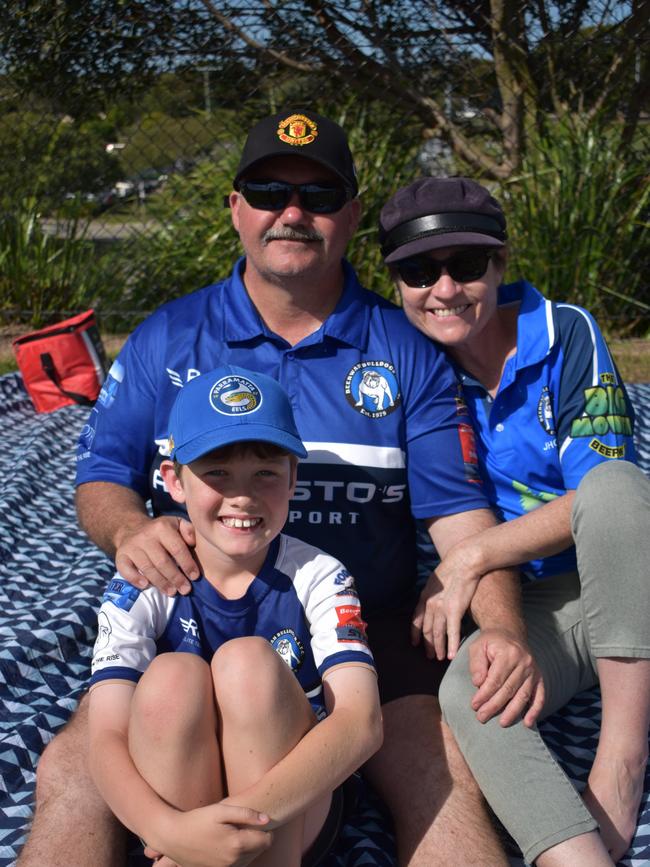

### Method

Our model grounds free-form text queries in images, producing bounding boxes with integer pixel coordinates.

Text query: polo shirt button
[495,423,504,432]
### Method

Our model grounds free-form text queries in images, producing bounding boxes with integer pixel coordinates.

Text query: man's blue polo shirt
[455,280,637,579]
[76,259,487,612]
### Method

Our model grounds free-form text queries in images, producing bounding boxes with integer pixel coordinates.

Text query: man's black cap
[233,109,358,196]
[379,177,507,263]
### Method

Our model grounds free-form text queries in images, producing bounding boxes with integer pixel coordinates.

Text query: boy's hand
[154,803,272,867]
[115,516,199,596]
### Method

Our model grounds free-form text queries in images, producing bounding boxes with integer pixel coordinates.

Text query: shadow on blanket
[1,372,649,867]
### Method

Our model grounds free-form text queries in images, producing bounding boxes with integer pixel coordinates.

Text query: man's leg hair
[363,694,509,867]
[17,693,128,867]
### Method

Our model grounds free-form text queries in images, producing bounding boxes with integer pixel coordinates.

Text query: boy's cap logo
[210,375,262,416]
[276,113,318,146]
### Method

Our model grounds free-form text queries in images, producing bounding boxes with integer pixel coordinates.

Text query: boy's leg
[128,652,223,808]
[212,636,330,866]
[572,460,650,861]
[16,693,128,867]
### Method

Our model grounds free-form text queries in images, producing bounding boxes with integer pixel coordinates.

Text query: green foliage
[0,197,99,327]
[499,118,650,336]
[103,101,422,322]
[0,109,121,210]
[335,103,421,301]
[117,109,237,177]
[104,144,243,320]
[0,1,212,118]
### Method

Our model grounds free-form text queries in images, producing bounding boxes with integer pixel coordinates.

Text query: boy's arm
[88,683,271,867]
[221,664,382,825]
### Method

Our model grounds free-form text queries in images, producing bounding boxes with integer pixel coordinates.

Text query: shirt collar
[499,279,556,369]
[455,279,554,390]
[222,257,369,350]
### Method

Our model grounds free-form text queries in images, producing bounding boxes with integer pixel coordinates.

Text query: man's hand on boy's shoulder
[116,516,199,596]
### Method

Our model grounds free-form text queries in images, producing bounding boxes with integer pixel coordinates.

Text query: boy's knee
[212,637,293,716]
[134,653,212,733]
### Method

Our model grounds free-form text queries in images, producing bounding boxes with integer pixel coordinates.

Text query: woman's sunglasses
[238,180,352,214]
[396,249,493,288]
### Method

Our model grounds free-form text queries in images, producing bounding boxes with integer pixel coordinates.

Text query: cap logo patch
[210,374,262,416]
[277,113,318,146]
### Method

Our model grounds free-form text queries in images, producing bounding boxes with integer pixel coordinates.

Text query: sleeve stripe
[556,304,600,460]
[317,651,375,678]
[90,666,140,686]
[545,298,555,349]
[556,304,599,385]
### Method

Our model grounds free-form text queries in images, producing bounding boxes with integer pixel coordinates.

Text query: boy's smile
[219,516,263,529]
[162,449,297,591]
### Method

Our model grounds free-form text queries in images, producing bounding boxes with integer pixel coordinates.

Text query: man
[19,109,540,867]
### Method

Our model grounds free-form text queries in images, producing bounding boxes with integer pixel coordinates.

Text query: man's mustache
[262,227,324,245]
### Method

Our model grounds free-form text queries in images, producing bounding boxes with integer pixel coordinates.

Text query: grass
[1,330,648,382]
[609,340,650,383]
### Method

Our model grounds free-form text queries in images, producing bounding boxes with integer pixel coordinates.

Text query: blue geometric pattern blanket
[1,371,649,867]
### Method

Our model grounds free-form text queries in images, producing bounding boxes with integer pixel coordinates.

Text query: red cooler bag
[12,310,109,413]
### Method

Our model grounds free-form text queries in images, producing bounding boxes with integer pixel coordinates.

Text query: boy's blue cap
[168,365,307,463]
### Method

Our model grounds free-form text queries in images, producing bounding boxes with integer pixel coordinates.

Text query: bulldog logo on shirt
[345,361,400,419]
[271,628,304,672]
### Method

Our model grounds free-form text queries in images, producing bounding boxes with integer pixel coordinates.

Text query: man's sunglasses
[396,249,493,288]
[237,180,352,214]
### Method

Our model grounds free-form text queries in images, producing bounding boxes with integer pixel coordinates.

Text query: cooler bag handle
[40,352,95,407]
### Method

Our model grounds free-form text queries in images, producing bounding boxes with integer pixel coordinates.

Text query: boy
[88,364,382,867]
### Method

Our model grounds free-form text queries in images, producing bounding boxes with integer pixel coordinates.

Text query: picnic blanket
[0,370,649,867]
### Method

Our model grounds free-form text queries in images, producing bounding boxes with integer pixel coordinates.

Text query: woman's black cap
[380,177,507,262]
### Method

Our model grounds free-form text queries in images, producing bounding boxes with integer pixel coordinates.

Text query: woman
[379,177,650,867]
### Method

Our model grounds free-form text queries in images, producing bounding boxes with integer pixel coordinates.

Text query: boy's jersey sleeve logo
[271,628,305,671]
[102,577,140,611]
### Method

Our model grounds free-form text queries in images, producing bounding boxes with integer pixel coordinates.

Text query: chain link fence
[0,0,648,335]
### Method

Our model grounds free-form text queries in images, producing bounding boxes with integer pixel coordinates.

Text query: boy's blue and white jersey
[76,259,487,613]
[455,280,637,580]
[90,534,374,715]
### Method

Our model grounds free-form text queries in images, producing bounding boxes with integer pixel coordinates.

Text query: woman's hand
[468,628,545,727]
[412,541,485,660]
